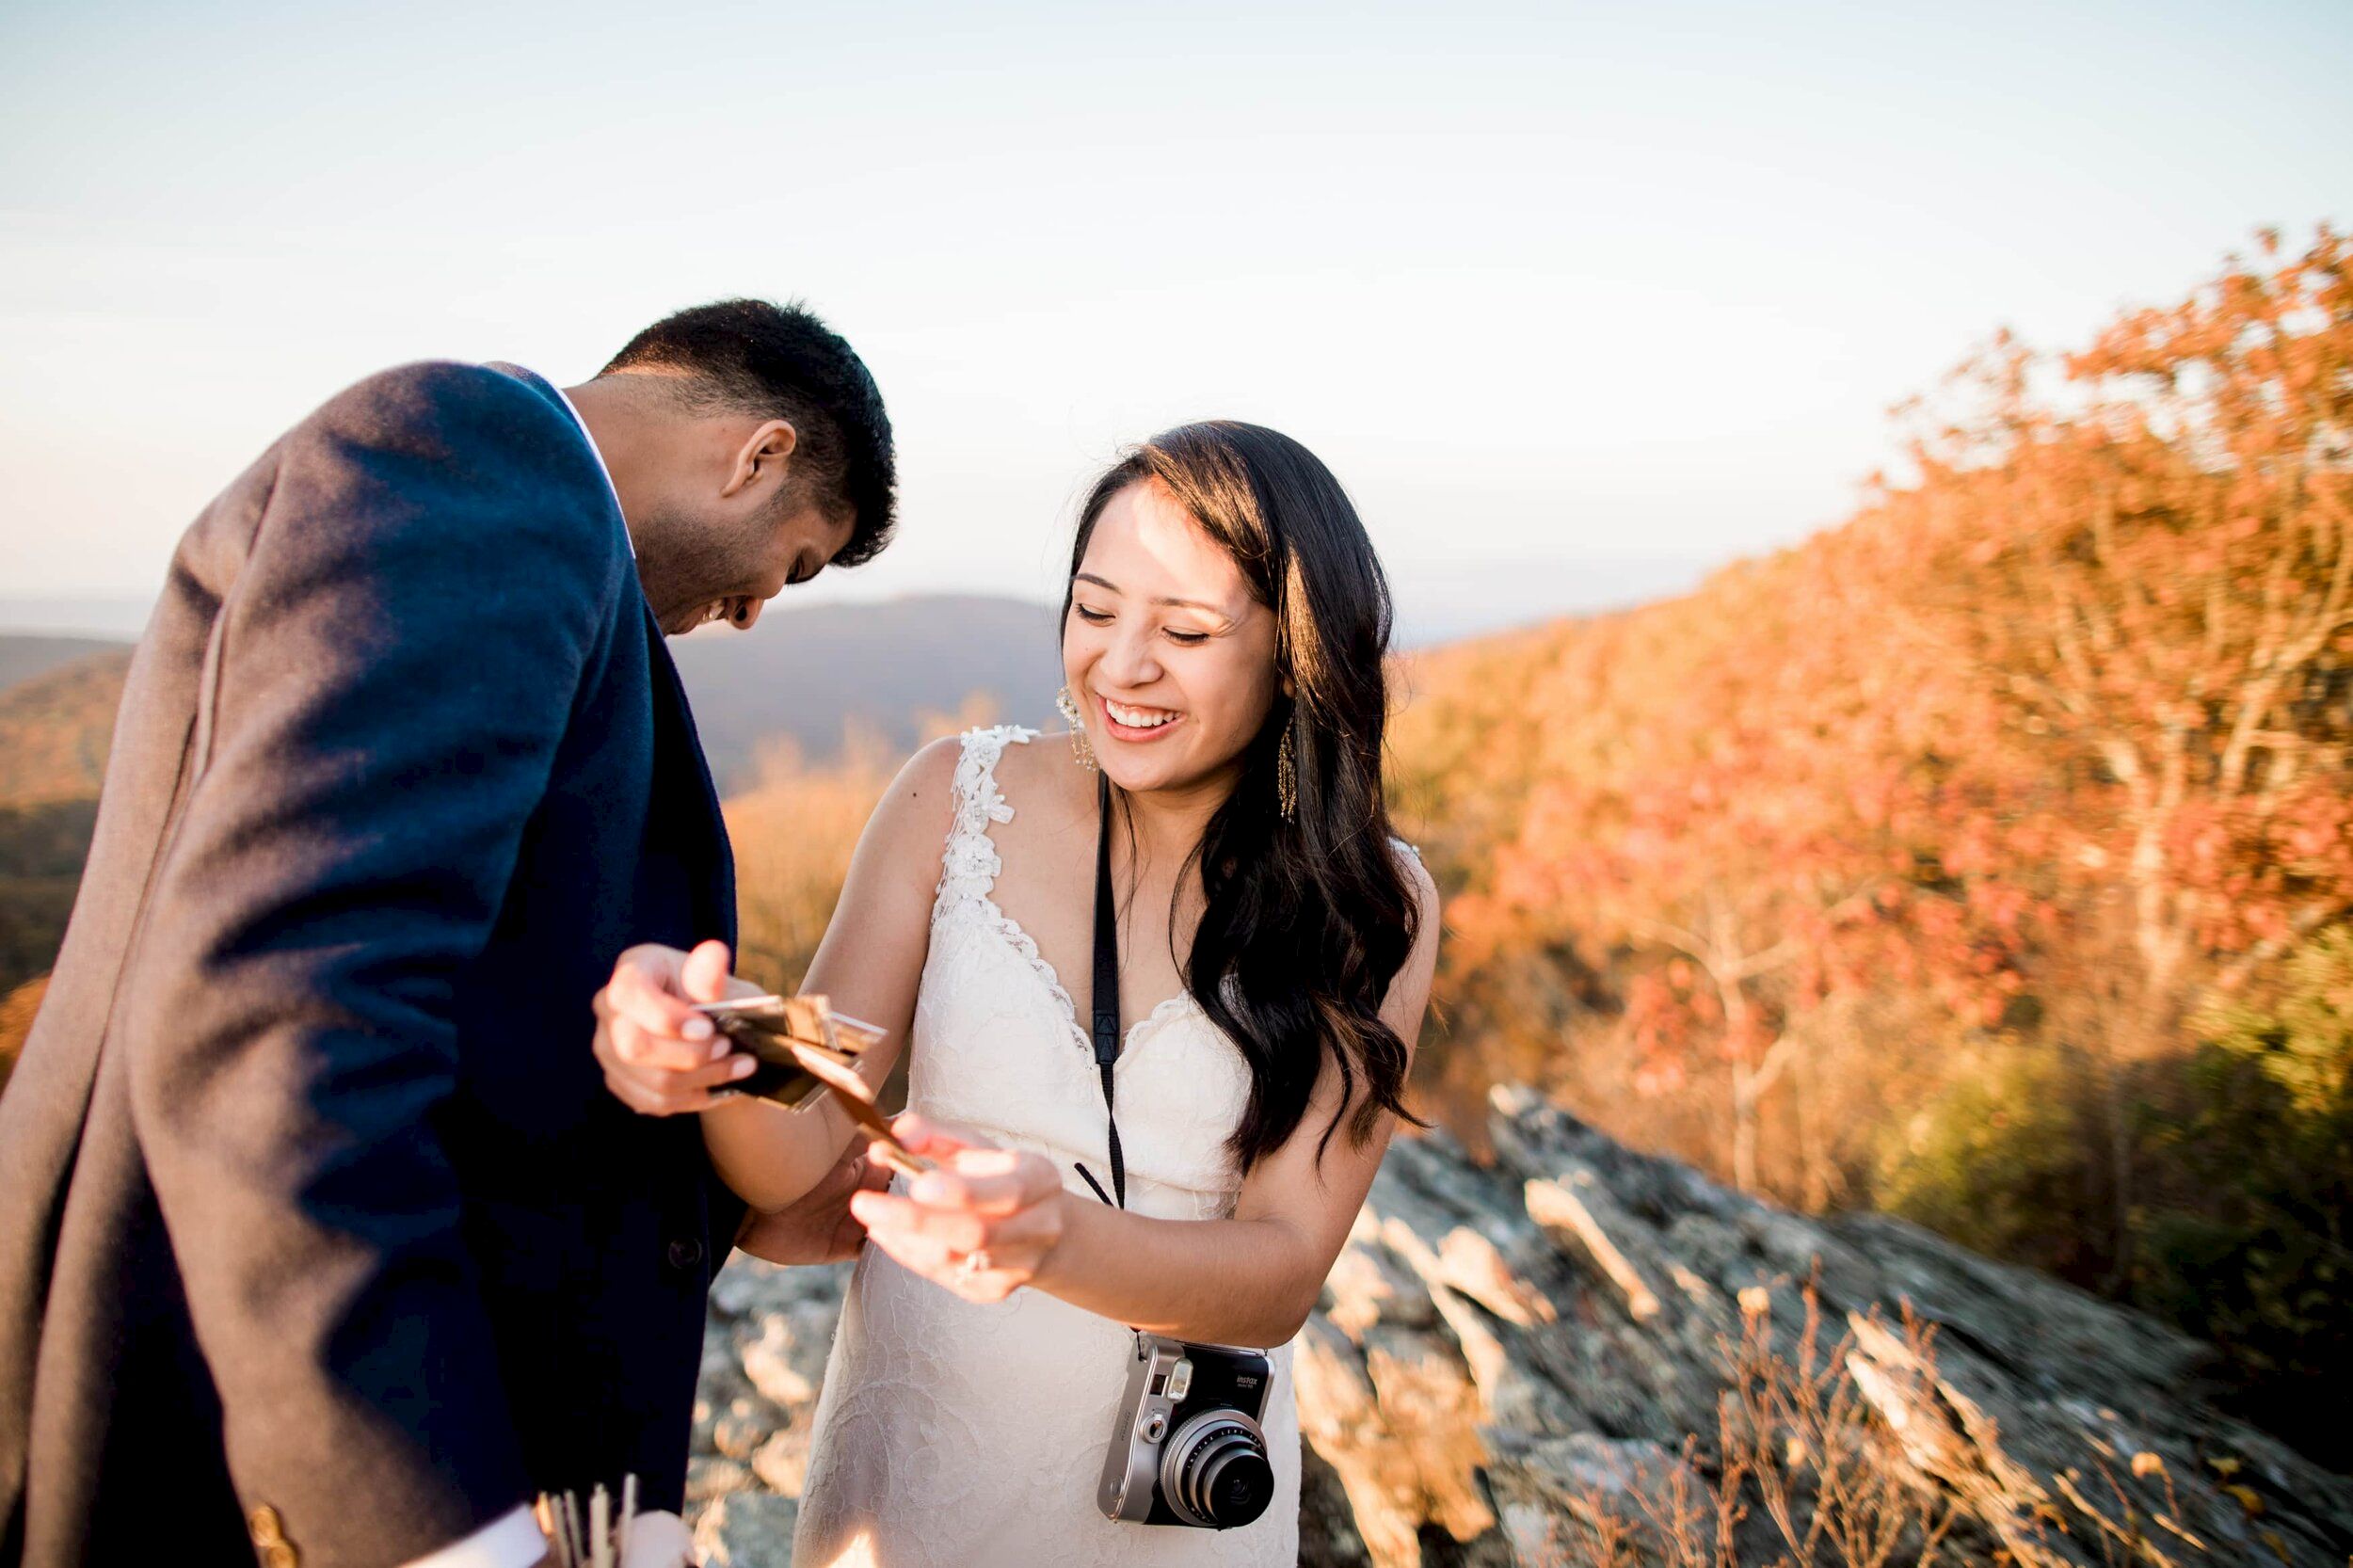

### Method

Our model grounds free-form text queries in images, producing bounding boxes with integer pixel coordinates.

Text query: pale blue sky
[2,0,2345,641]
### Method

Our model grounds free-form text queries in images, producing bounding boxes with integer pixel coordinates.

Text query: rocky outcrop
[690,1086,2353,1565]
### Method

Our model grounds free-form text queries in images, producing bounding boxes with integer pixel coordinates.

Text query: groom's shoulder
[283,360,588,489]
[298,360,577,456]
[280,360,616,540]
[256,361,625,598]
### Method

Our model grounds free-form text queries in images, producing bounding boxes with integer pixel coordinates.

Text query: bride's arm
[592,736,958,1211]
[854,855,1442,1349]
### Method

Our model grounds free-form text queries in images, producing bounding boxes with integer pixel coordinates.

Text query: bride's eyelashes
[1071,604,1213,647]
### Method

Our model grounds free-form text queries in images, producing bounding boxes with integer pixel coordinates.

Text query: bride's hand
[592,938,763,1115]
[848,1113,1069,1304]
[734,1144,896,1265]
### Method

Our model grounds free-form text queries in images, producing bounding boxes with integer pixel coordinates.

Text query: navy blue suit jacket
[0,361,744,1566]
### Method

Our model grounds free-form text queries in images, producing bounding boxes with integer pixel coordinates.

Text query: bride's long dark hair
[1064,422,1428,1175]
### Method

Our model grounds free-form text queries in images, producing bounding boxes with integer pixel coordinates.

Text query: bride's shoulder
[852,732,971,866]
[882,724,1077,828]
[989,728,1096,822]
[895,722,1032,792]
[915,723,1034,808]
[1393,835,1439,920]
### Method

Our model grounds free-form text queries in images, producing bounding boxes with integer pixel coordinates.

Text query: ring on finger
[957,1248,993,1277]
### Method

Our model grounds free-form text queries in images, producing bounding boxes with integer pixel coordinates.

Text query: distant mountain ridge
[0,648,134,808]
[666,594,1061,791]
[0,592,1063,810]
[0,594,1061,994]
[0,636,127,700]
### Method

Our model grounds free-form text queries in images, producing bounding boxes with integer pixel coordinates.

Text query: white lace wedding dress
[791,727,1302,1567]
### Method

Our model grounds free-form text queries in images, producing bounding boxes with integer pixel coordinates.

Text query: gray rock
[688,1086,2353,1566]
[692,1490,799,1568]
[685,1455,755,1505]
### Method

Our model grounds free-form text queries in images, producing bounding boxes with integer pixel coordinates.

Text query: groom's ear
[722,418,800,499]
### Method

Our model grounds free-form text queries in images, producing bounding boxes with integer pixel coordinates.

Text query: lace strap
[933,724,1037,911]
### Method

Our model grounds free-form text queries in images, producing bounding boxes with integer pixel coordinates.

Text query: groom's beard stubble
[636,504,760,635]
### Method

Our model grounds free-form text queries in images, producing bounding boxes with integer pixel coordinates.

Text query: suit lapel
[488,360,734,947]
[640,604,737,950]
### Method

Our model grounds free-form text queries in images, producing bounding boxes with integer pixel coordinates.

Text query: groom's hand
[593,939,761,1115]
[847,1113,1069,1304]
[734,1144,896,1265]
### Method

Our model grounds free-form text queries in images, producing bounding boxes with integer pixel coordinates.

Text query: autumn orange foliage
[1391,228,2353,1446]
[1403,226,2349,1159]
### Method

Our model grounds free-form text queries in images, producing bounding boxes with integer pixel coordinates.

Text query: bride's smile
[1063,474,1281,795]
[1096,695,1180,735]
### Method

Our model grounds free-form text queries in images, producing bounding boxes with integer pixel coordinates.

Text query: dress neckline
[972,884,1202,1060]
[941,726,1204,1063]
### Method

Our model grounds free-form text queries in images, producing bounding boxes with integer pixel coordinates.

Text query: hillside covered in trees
[1388,228,2352,1462]
[0,647,127,994]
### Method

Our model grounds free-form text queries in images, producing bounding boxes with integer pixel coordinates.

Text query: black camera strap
[1074,772,1128,1211]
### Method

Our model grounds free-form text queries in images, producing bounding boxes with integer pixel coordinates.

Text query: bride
[592,421,1440,1564]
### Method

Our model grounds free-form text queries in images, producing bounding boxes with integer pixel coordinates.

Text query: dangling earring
[1276,726,1297,821]
[1056,686,1097,772]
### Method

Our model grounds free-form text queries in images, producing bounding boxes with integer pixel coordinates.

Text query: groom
[0,300,895,1567]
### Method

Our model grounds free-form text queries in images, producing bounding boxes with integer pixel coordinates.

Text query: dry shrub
[1529,1287,2233,1568]
[724,693,1001,997]
[1535,1291,1957,1568]
[0,973,46,1097]
[1713,1294,1958,1568]
[725,728,900,998]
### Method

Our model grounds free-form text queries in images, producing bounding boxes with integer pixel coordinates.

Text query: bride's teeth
[1105,699,1176,728]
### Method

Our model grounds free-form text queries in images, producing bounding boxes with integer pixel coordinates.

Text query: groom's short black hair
[602,298,898,567]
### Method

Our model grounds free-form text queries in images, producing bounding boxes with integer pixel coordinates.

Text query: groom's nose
[731,597,765,631]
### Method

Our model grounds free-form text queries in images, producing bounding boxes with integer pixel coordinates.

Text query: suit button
[248,1504,297,1565]
[667,1237,704,1272]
